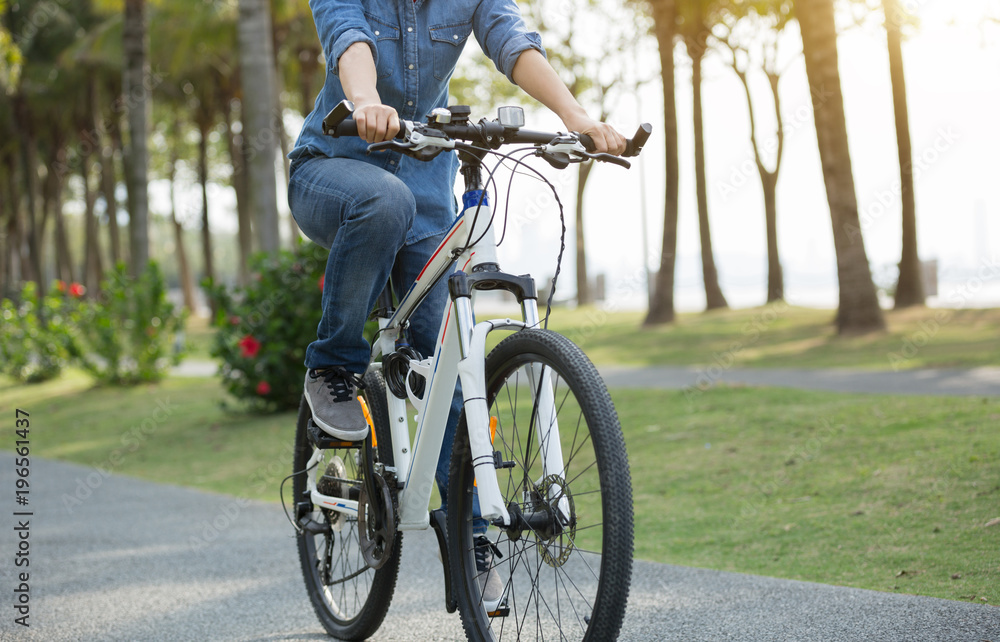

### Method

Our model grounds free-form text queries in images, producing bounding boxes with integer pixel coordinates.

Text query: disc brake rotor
[537,474,577,567]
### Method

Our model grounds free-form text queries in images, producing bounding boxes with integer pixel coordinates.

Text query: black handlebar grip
[579,124,651,157]
[322,99,356,137]
[624,123,652,157]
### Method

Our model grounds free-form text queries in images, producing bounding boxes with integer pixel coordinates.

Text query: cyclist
[288,0,625,609]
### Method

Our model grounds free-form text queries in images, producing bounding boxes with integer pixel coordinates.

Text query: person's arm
[309,0,397,143]
[511,49,625,155]
[338,42,399,143]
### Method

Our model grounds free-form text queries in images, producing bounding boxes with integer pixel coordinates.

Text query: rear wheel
[293,370,401,640]
[448,329,634,641]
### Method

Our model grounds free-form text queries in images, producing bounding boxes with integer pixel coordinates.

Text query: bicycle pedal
[487,601,510,618]
[308,420,363,450]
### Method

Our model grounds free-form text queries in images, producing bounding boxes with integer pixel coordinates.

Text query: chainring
[357,472,397,569]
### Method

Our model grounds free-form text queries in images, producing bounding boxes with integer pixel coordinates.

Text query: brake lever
[367,140,412,154]
[587,152,631,170]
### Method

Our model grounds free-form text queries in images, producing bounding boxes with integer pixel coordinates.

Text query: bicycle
[287,100,651,641]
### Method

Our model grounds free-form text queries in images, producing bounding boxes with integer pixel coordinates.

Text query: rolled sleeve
[309,0,377,76]
[473,0,546,83]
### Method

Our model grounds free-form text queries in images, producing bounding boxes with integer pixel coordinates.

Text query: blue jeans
[288,155,483,531]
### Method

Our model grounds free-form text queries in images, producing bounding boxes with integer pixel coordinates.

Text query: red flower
[318,275,325,292]
[55,280,67,293]
[69,283,85,298]
[256,381,271,395]
[238,334,261,358]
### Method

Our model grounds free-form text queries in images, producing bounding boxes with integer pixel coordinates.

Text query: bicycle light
[497,106,524,128]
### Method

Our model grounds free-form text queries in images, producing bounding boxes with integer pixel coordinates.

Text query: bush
[0,282,79,383]
[74,262,186,385]
[206,241,330,411]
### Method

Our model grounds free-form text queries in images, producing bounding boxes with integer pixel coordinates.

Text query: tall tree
[645,0,680,326]
[717,3,793,303]
[238,0,281,253]
[680,0,728,310]
[795,0,885,333]
[883,0,923,308]
[123,0,151,275]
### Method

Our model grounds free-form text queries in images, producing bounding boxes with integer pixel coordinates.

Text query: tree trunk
[762,172,783,302]
[109,115,131,269]
[124,0,151,276]
[796,0,885,334]
[238,0,281,253]
[0,154,12,297]
[574,160,594,306]
[223,105,253,284]
[644,0,679,326]
[13,95,43,290]
[731,59,786,304]
[689,40,728,311]
[884,0,924,308]
[100,122,122,269]
[196,122,217,319]
[169,130,197,313]
[2,153,22,295]
[49,148,74,285]
[42,135,72,285]
[81,143,104,296]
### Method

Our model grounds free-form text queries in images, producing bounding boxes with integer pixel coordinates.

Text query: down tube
[396,303,462,530]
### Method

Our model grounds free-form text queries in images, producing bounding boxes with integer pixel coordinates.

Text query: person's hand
[353,102,400,144]
[562,113,626,156]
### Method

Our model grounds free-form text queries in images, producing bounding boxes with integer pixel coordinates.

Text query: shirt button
[408,64,414,70]
[390,160,396,165]
[453,35,459,40]
[374,30,380,36]
[407,100,413,106]
[407,27,413,32]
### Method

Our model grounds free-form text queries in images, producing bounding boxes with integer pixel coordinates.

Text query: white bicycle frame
[303,189,566,531]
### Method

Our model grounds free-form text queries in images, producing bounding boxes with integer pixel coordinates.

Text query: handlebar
[321,100,651,169]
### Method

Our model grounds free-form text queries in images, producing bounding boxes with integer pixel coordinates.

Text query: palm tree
[679,0,728,310]
[237,0,281,253]
[123,0,150,275]
[645,0,680,326]
[795,0,885,333]
[883,0,924,308]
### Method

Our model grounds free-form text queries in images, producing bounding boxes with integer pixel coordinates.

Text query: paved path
[1,454,997,641]
[175,359,1000,396]
[598,365,1000,396]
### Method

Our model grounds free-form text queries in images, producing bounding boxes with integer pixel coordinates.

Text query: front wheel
[448,329,634,641]
[292,370,401,640]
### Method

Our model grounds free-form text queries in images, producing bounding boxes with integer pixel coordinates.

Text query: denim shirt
[290,0,544,245]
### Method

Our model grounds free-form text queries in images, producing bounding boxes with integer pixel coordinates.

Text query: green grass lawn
[3,372,996,603]
[532,304,1000,370]
[182,305,1000,370]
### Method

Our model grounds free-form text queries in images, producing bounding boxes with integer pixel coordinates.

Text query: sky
[489,0,1000,311]
[151,0,1000,312]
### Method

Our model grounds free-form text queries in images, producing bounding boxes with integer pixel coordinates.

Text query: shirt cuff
[497,32,545,84]
[329,28,377,76]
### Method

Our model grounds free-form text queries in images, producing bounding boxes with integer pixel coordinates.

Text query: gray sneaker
[303,367,369,441]
[475,535,505,612]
